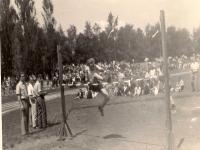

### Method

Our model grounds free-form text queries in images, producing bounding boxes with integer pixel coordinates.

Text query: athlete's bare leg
[98,88,110,116]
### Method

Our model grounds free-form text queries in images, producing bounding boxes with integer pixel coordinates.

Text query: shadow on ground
[103,133,125,139]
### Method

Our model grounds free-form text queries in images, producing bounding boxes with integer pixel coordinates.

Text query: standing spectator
[6,77,11,94]
[2,77,7,95]
[27,75,38,128]
[190,57,200,92]
[56,72,59,87]
[179,78,184,91]
[10,77,16,94]
[16,73,30,135]
[63,73,67,84]
[52,74,57,88]
[35,75,47,129]
[45,74,49,89]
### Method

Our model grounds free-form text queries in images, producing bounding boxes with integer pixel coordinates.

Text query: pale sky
[16,0,200,33]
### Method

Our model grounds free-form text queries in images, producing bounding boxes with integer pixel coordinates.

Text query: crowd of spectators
[1,76,19,95]
[168,54,200,71]
[75,57,186,99]
[2,53,200,97]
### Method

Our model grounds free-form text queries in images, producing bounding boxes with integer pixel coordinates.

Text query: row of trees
[1,0,200,77]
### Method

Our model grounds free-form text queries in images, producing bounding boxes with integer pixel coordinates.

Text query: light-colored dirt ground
[4,93,200,150]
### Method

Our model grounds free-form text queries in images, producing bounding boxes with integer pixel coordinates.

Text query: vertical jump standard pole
[160,10,174,150]
[57,45,73,140]
[0,2,2,73]
[0,5,2,150]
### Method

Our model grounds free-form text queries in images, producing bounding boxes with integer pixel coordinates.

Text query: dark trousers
[21,99,30,135]
[37,96,47,128]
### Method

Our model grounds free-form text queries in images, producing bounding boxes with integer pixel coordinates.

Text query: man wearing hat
[85,58,110,116]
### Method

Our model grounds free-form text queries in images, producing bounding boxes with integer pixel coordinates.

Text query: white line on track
[2,89,79,115]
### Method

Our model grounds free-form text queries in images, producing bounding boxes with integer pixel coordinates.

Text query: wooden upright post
[160,10,174,150]
[0,6,2,150]
[57,45,73,140]
[0,30,1,79]
[0,27,1,70]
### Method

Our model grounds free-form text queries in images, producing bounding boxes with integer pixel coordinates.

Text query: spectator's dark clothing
[87,90,93,99]
[37,96,47,128]
[21,99,31,134]
[144,85,150,95]
[117,85,124,96]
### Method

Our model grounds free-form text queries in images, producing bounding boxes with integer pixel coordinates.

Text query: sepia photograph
[1,0,200,149]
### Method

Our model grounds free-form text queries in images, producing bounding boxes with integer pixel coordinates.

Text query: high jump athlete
[85,58,110,116]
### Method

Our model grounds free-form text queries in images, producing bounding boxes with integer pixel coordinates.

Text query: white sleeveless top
[86,65,103,83]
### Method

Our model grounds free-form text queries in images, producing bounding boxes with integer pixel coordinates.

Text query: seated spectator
[123,82,131,96]
[179,78,184,91]
[87,90,93,99]
[117,83,124,96]
[134,82,141,96]
[140,80,145,95]
[175,81,181,92]
[152,86,159,95]
[143,80,150,95]
[74,89,85,99]
[151,78,160,96]
[129,79,136,95]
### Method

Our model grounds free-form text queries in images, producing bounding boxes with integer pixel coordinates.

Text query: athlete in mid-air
[85,58,110,116]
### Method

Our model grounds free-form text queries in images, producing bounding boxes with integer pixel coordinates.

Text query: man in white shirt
[16,73,30,135]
